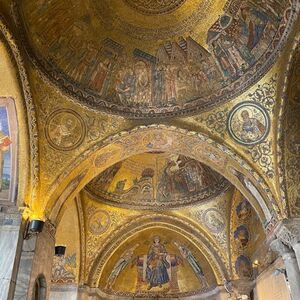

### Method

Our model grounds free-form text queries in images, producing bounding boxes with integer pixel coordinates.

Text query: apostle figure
[106,243,139,290]
[146,236,170,290]
[174,241,209,288]
[240,110,265,143]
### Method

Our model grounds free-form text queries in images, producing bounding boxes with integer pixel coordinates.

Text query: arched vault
[45,125,280,225]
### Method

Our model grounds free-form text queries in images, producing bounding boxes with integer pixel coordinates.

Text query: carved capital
[270,238,293,257]
[232,279,254,296]
[276,219,300,248]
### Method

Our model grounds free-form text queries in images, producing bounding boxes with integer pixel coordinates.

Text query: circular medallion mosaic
[227,102,270,146]
[202,208,225,233]
[123,0,186,15]
[88,210,111,235]
[45,109,86,151]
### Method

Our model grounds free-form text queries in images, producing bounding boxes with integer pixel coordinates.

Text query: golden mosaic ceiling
[85,152,230,209]
[123,0,187,15]
[17,0,294,118]
[98,227,217,296]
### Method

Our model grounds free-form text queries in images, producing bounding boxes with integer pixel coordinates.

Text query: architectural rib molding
[43,219,56,241]
[276,219,300,248]
[0,16,39,205]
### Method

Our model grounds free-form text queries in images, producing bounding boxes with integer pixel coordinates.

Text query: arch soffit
[87,214,228,287]
[276,30,300,216]
[46,125,279,225]
[0,16,39,208]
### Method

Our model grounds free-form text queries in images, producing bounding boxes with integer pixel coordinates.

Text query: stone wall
[255,258,291,300]
[0,210,23,300]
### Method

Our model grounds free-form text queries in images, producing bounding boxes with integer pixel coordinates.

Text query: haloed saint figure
[228,102,269,146]
[0,107,12,197]
[146,236,170,290]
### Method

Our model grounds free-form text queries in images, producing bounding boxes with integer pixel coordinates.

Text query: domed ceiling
[17,0,293,118]
[85,153,230,209]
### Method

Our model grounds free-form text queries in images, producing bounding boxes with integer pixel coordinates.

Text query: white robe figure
[174,241,209,288]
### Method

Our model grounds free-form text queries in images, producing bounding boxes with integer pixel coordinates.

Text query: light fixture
[24,219,44,239]
[28,220,44,233]
[55,245,66,256]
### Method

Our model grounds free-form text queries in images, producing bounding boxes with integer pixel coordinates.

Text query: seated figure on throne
[146,236,170,290]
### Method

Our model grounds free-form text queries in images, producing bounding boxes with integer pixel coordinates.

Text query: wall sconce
[24,219,44,239]
[252,259,259,278]
[55,245,66,256]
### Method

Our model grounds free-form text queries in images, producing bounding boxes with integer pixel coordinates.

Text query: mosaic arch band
[0,98,17,205]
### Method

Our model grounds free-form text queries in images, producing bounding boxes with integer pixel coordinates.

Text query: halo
[227,102,270,146]
[237,107,253,122]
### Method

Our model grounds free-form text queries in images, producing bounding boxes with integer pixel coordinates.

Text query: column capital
[275,219,300,248]
[270,238,294,258]
[232,279,254,296]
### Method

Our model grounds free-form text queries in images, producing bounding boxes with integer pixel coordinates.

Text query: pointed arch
[276,24,300,217]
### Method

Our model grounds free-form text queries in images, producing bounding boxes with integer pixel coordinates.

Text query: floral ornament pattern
[197,109,229,138]
[246,140,274,178]
[247,76,276,113]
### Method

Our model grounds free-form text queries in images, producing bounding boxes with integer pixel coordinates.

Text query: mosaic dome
[123,0,187,15]
[85,153,230,209]
[17,0,294,118]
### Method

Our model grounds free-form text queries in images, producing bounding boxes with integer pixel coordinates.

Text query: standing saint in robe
[0,121,11,192]
[174,241,209,288]
[106,243,139,290]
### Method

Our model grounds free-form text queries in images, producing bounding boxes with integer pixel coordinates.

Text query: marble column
[49,284,79,300]
[0,208,23,300]
[13,234,37,299]
[13,220,56,300]
[275,219,300,272]
[270,238,300,300]
[293,242,300,271]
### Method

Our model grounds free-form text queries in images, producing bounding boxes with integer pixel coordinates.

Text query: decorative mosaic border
[277,33,300,216]
[0,17,39,206]
[85,178,230,211]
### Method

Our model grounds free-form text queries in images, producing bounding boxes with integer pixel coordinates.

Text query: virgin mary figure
[146,236,170,290]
